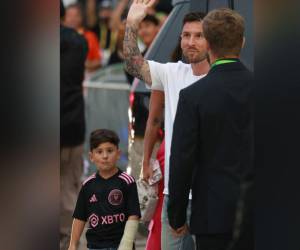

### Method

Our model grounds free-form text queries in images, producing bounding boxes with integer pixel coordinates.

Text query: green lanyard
[211,59,238,68]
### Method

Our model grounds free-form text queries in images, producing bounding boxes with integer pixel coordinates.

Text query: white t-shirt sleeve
[147,60,167,91]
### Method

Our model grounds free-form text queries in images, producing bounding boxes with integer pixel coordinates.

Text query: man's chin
[187,58,202,64]
[186,56,207,64]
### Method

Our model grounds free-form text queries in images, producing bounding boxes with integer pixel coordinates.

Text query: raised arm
[123,0,157,86]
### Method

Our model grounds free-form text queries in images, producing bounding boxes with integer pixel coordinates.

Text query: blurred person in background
[60,1,88,249]
[107,19,126,65]
[109,0,131,32]
[138,14,160,54]
[106,19,136,85]
[144,0,171,25]
[80,0,118,26]
[108,0,171,32]
[84,0,118,65]
[82,0,168,66]
[64,3,102,75]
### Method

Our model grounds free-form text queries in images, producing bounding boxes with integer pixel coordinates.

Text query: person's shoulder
[82,173,97,187]
[61,25,86,45]
[61,25,78,38]
[60,25,73,34]
[117,171,136,185]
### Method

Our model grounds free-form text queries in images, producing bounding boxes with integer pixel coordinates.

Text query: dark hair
[90,129,120,150]
[142,14,160,26]
[170,38,182,62]
[182,12,206,26]
[203,8,245,57]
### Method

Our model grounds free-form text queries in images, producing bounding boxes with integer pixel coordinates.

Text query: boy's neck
[99,167,119,179]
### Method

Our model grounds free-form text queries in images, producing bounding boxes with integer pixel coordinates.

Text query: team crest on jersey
[88,213,99,228]
[108,189,123,206]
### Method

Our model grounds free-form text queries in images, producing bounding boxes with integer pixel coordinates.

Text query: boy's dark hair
[182,12,206,26]
[90,129,120,150]
[142,14,160,26]
[203,8,245,57]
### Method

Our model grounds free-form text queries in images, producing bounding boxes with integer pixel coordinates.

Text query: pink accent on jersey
[118,175,130,184]
[119,172,134,184]
[122,172,135,182]
[100,213,125,224]
[120,173,131,183]
[88,213,99,228]
[82,173,96,186]
[119,213,125,221]
[122,174,133,183]
[107,215,113,224]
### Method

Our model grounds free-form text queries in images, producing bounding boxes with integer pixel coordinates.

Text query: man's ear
[89,152,94,163]
[242,36,246,48]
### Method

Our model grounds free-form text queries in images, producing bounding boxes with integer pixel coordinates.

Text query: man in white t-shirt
[124,1,210,249]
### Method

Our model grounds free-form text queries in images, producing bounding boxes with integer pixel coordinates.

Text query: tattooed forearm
[123,24,152,85]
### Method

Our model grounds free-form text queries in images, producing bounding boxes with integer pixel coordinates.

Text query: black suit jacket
[168,60,254,235]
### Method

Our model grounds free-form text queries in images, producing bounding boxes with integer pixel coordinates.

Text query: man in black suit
[168,8,254,250]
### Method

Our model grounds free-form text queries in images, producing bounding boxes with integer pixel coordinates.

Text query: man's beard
[183,50,207,64]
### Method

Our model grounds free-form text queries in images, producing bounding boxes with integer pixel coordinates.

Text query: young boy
[68,129,141,250]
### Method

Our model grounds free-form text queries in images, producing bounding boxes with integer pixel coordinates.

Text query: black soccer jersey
[73,169,141,249]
